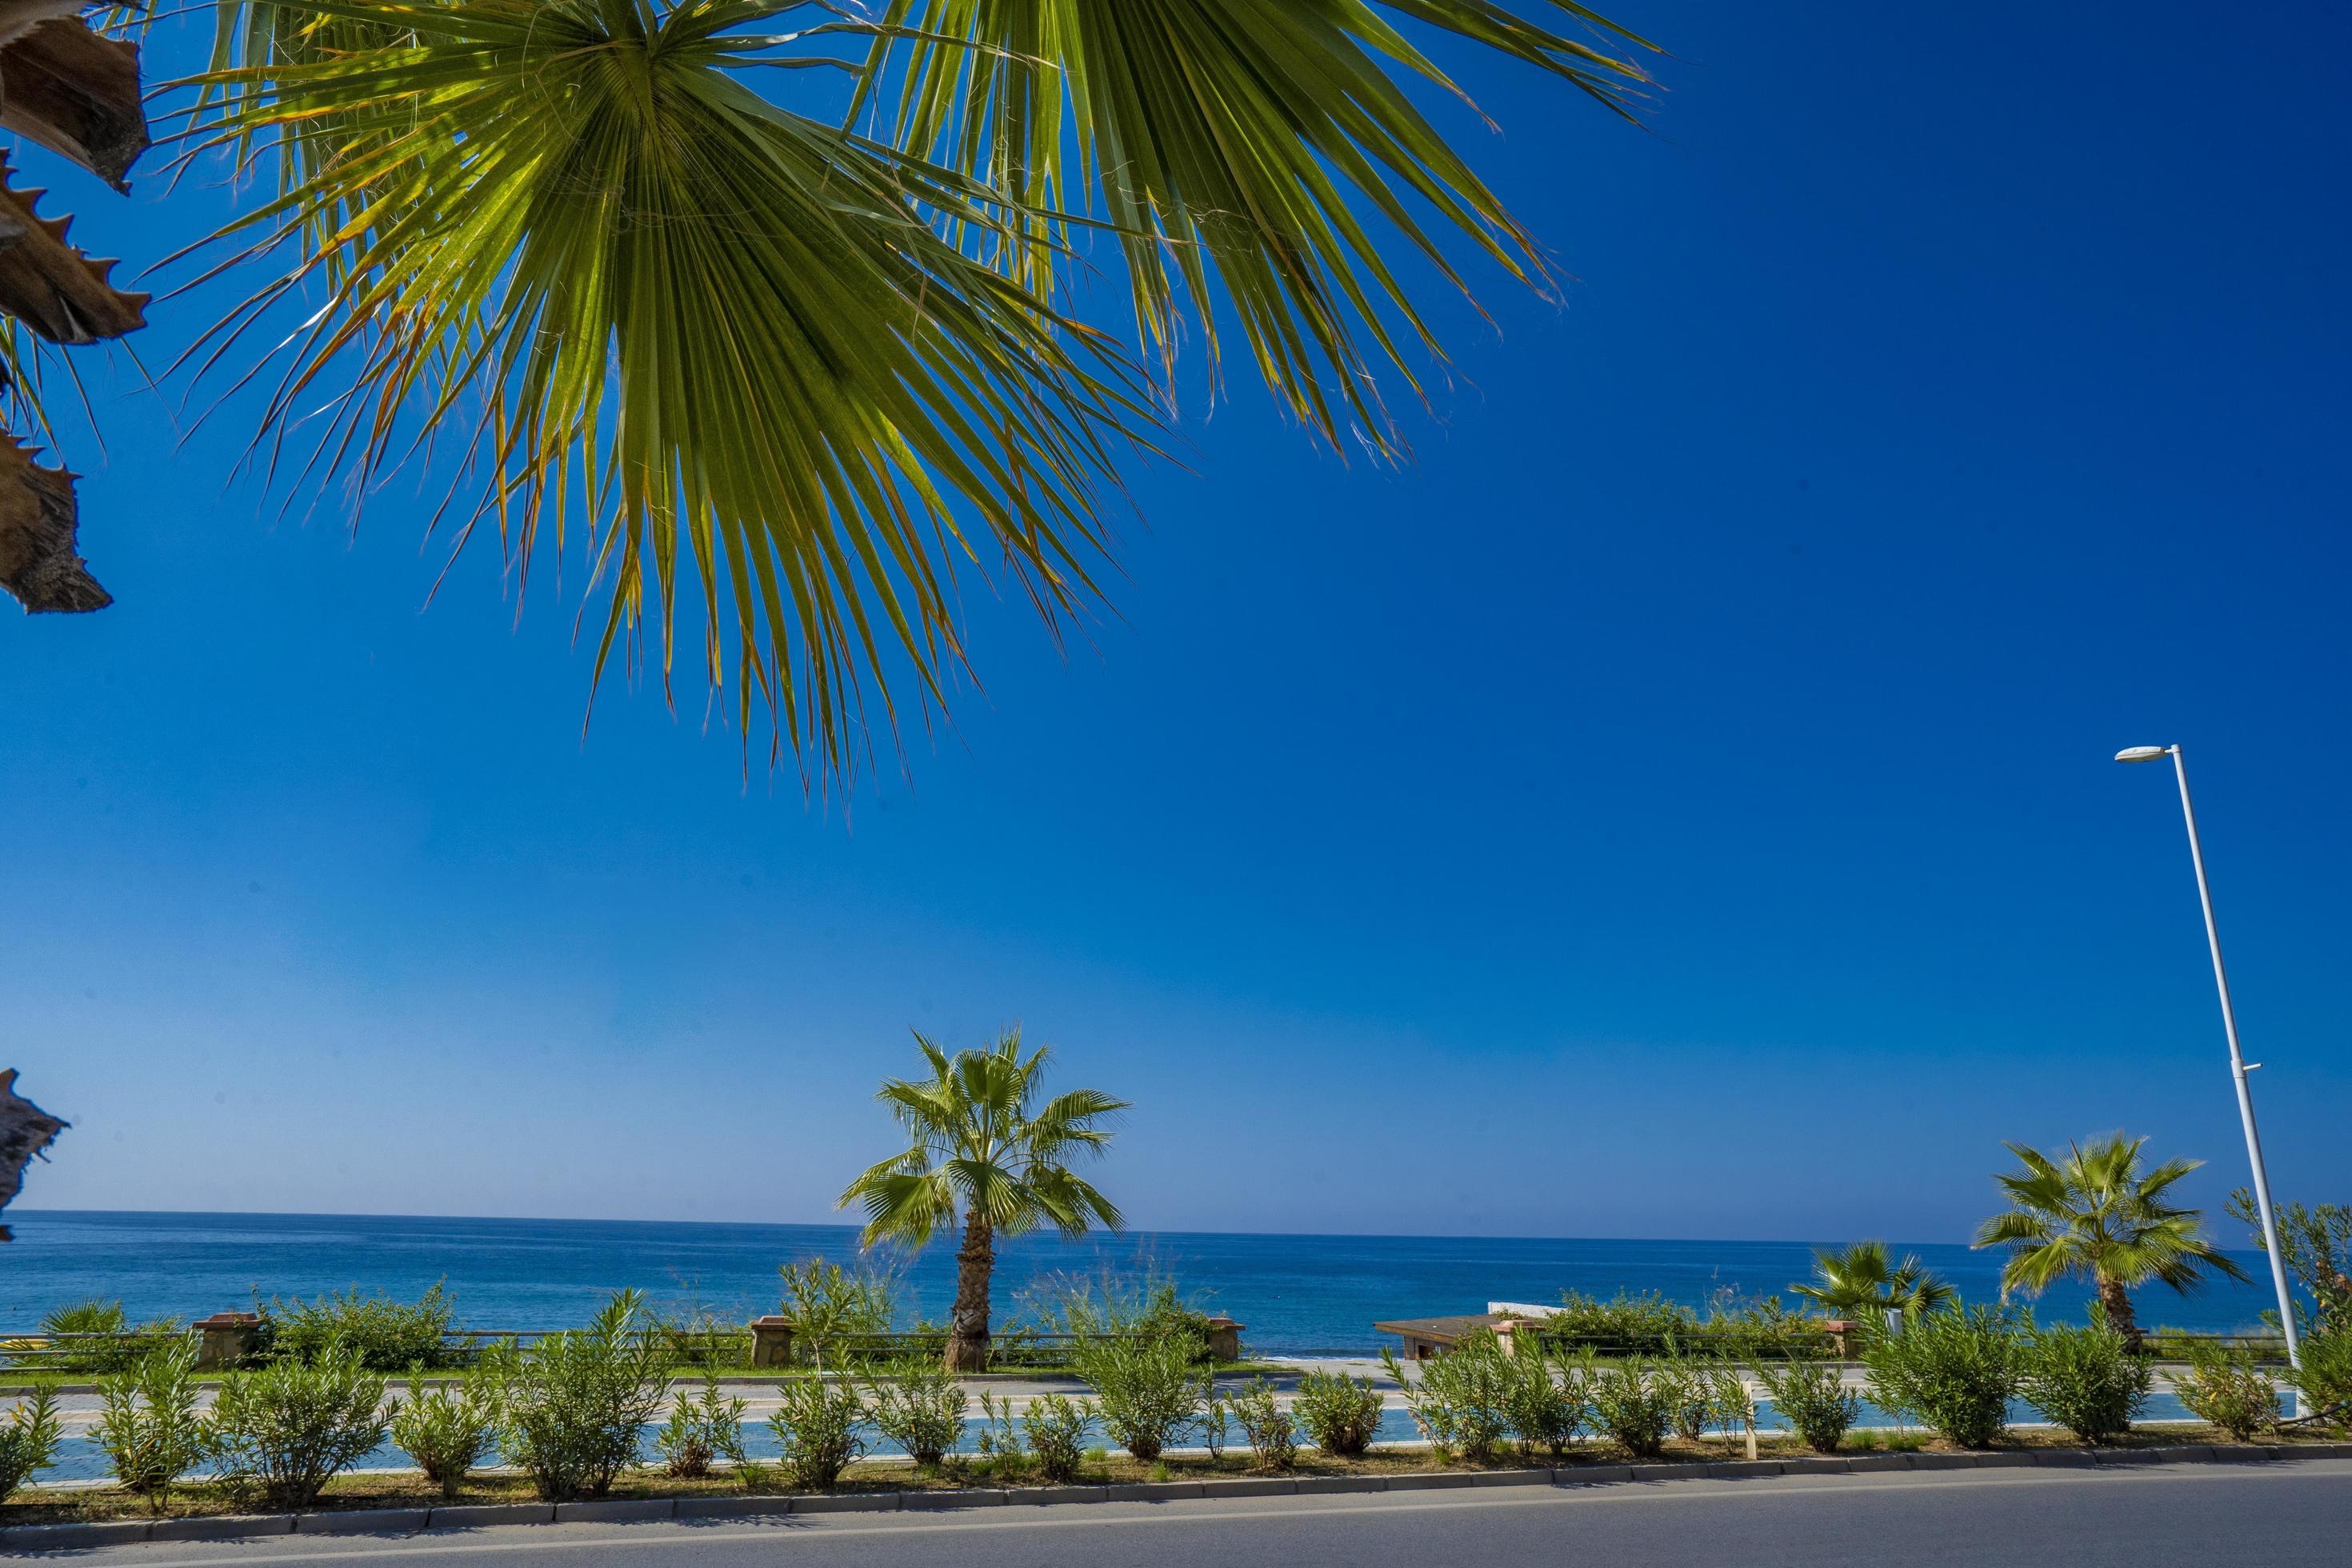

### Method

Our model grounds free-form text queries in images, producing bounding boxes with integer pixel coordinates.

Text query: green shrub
[1197,1374,1230,1460]
[658,1374,749,1479]
[1543,1291,1702,1355]
[1022,1392,1090,1482]
[1027,1264,1217,1362]
[1706,1361,1757,1452]
[776,1258,897,1366]
[1658,1354,1711,1444]
[1072,1333,1200,1461]
[1588,1358,1672,1458]
[1860,1306,2022,1450]
[2282,1331,2352,1428]
[2020,1318,2151,1444]
[1500,1347,1583,1458]
[260,1284,458,1371]
[1753,1357,1859,1454]
[1226,1377,1295,1471]
[501,1291,673,1500]
[1382,1338,1511,1463]
[0,1390,62,1502]
[390,1351,510,1498]
[209,1347,392,1510]
[1293,1370,1385,1458]
[972,1390,1026,1474]
[2174,1340,2278,1442]
[863,1359,966,1466]
[94,1342,211,1508]
[656,1310,751,1372]
[770,1375,866,1488]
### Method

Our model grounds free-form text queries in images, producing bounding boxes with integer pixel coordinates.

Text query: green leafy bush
[1021,1392,1089,1482]
[864,1359,966,1466]
[1706,1361,1757,1452]
[0,1390,62,1502]
[94,1342,211,1508]
[2282,1331,2352,1428]
[1500,1348,1583,1458]
[1382,1338,1511,1463]
[501,1291,674,1500]
[1197,1373,1230,1460]
[1072,1333,1200,1461]
[2174,1340,2278,1442]
[390,1350,510,1497]
[972,1390,1026,1474]
[1587,1358,1672,1458]
[1037,1266,1218,1361]
[260,1285,459,1371]
[209,1347,393,1509]
[777,1258,898,1366]
[1658,1354,1711,1444]
[1293,1369,1384,1457]
[2020,1318,2151,1444]
[1226,1377,1296,1471]
[1753,1357,1858,1454]
[658,1374,749,1478]
[770,1375,866,1488]
[1860,1306,2022,1450]
[1544,1291,1702,1354]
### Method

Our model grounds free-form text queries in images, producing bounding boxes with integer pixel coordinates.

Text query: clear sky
[5,2,2347,1244]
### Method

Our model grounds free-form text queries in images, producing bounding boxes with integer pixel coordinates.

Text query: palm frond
[858,0,1654,456]
[172,0,1158,787]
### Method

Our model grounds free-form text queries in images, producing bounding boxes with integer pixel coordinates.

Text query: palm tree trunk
[944,1208,994,1373]
[2094,1275,2142,1349]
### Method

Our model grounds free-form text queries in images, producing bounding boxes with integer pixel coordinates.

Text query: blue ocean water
[0,1210,2282,1351]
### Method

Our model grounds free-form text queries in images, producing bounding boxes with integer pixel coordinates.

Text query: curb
[6,1443,2348,1551]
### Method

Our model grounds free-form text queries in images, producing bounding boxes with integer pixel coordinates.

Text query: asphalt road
[21,1460,2352,1568]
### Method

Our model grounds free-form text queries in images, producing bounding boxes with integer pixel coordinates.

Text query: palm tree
[1973,1134,2248,1346]
[839,1028,1126,1370]
[1790,1240,1955,1328]
[6,1,1657,780]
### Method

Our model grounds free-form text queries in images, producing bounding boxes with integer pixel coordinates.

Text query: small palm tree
[1973,1134,2247,1346]
[1791,1240,1954,1328]
[839,1029,1126,1371]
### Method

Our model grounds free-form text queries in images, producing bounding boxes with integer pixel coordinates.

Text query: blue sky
[5,1,2348,1244]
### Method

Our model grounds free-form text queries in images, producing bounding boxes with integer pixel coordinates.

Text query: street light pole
[2116,744,2303,1386]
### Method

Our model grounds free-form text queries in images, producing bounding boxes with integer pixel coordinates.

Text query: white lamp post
[2115,745,2303,1390]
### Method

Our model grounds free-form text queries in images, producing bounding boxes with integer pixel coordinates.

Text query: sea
[0,1210,2284,1350]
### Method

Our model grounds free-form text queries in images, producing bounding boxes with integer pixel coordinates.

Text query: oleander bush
[1382,1336,1511,1463]
[1502,1346,1584,1458]
[2020,1317,2151,1445]
[1545,1290,1702,1354]
[0,1389,62,1502]
[209,1347,393,1510]
[770,1374,866,1488]
[1658,1352,1711,1445]
[1706,1360,1757,1453]
[864,1359,967,1467]
[501,1291,674,1500]
[2173,1340,2278,1442]
[972,1390,1026,1474]
[1072,1332,1200,1461]
[1752,1356,1859,1454]
[94,1342,212,1509]
[1294,1369,1386,1458]
[776,1258,898,1366]
[1034,1265,1219,1362]
[658,1373,749,1479]
[1021,1392,1090,1482]
[2282,1331,2352,1429]
[1860,1305,2022,1450]
[390,1348,511,1497]
[1226,1377,1296,1471]
[1587,1358,1673,1458]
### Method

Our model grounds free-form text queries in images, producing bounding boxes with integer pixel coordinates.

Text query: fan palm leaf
[854,0,1656,454]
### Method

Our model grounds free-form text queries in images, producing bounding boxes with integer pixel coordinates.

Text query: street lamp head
[2114,746,2172,764]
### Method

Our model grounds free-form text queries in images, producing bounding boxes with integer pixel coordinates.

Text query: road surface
[17,1459,2350,1566]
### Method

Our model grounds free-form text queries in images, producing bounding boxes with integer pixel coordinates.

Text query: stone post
[1202,1316,1243,1362]
[192,1311,262,1370]
[1492,1318,1525,1357]
[1820,1318,1859,1360]
[749,1316,796,1368]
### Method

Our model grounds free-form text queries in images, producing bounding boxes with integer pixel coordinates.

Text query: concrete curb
[6,1444,2348,1551]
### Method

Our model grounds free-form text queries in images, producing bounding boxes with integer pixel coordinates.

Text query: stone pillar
[1820,1318,1859,1360]
[749,1316,796,1368]
[1202,1316,1243,1362]
[1492,1318,1526,1357]
[192,1311,262,1370]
